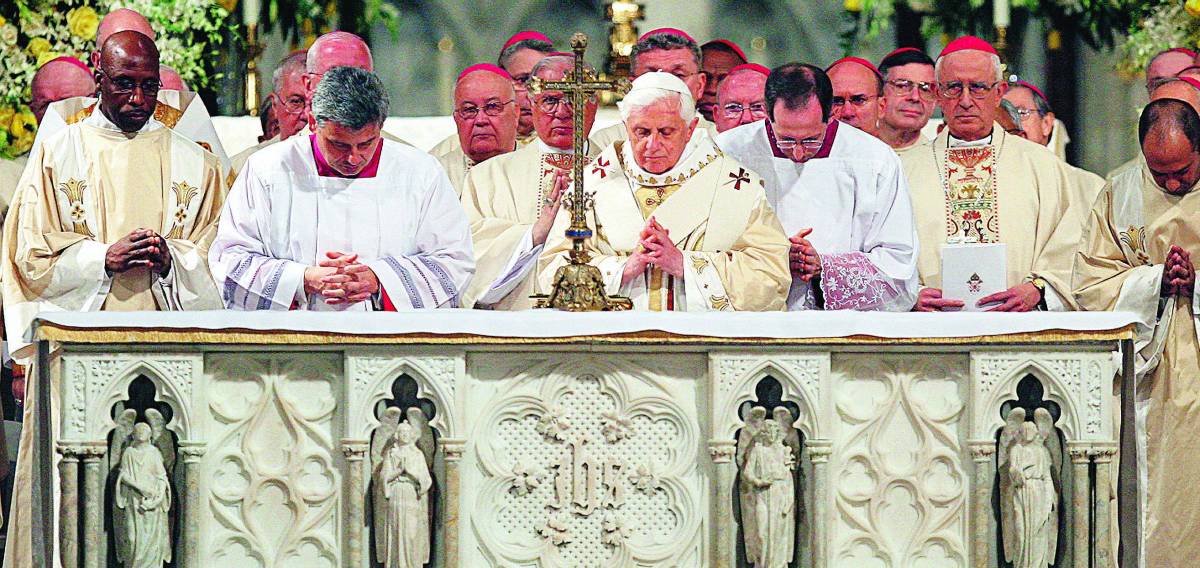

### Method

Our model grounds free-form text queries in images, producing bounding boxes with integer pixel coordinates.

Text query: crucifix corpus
[530,32,633,311]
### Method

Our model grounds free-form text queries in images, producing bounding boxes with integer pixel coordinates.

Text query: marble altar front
[31,311,1133,568]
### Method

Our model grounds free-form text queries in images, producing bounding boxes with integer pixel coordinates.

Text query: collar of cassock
[619,128,721,187]
[310,133,384,178]
[83,100,165,136]
[765,119,838,161]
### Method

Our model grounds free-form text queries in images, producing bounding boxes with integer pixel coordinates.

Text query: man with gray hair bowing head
[212,66,474,311]
[539,72,790,312]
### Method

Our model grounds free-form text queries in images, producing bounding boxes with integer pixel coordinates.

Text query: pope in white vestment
[212,66,473,312]
[718,111,918,311]
[539,73,789,311]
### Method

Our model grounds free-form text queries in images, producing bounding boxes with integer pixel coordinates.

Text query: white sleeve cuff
[77,240,112,311]
[479,228,544,305]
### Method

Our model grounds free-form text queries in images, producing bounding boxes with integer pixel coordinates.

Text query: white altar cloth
[33,310,1137,342]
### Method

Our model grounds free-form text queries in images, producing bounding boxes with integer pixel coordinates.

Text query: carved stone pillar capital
[340,440,369,461]
[77,442,107,461]
[440,438,466,461]
[806,440,833,464]
[1068,445,1092,464]
[178,442,207,464]
[708,440,736,463]
[57,442,86,461]
[968,441,996,462]
[1089,446,1117,464]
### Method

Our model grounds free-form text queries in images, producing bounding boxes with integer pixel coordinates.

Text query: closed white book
[941,242,1006,311]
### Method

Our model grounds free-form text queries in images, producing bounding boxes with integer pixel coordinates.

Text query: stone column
[80,442,107,568]
[807,441,833,568]
[707,440,736,568]
[341,439,370,568]
[1069,446,1091,568]
[440,439,466,568]
[178,442,207,567]
[58,443,82,568]
[1092,446,1116,568]
[968,442,996,568]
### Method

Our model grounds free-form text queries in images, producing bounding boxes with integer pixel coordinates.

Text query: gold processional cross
[530,32,633,311]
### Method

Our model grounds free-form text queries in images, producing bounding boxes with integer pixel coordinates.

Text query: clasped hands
[105,228,171,277]
[621,217,684,285]
[789,228,821,281]
[913,282,1042,312]
[303,251,380,305]
[1161,245,1196,298]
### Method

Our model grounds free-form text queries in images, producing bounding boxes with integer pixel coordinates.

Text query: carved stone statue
[741,422,796,568]
[737,406,768,559]
[372,409,435,568]
[999,407,1060,568]
[113,422,173,568]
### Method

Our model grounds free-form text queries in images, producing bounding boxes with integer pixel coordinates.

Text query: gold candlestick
[244,22,265,116]
[601,1,644,105]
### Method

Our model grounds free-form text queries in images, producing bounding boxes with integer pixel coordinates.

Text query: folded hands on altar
[788,228,821,282]
[1161,245,1196,298]
[623,217,684,285]
[105,228,171,277]
[303,251,380,305]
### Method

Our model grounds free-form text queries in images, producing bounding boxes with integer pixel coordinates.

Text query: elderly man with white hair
[717,63,919,311]
[212,66,473,311]
[539,72,790,312]
[900,36,1081,313]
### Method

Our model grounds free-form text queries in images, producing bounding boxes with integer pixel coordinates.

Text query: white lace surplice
[717,120,919,311]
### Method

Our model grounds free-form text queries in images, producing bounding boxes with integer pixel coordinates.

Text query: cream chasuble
[0,156,27,225]
[900,124,1079,309]
[1,108,223,568]
[212,135,474,311]
[1074,166,1200,567]
[430,133,525,197]
[538,135,790,312]
[461,140,599,309]
[588,115,720,151]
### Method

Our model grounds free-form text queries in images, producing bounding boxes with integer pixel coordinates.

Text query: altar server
[212,66,473,311]
[2,32,224,567]
[718,63,918,311]
[538,72,790,311]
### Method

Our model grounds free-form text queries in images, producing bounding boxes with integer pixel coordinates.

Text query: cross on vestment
[729,168,750,190]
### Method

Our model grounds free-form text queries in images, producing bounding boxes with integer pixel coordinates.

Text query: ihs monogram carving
[475,369,697,566]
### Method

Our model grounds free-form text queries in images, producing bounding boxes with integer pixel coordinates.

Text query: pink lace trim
[819,252,900,311]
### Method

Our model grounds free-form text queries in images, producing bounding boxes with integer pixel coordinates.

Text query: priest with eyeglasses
[717,63,919,311]
[900,36,1084,313]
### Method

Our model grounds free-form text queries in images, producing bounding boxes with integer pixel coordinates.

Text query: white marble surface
[34,310,1137,342]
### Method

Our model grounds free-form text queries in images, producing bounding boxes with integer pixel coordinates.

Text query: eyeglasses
[937,81,1000,99]
[1012,107,1040,119]
[722,102,767,118]
[885,79,936,100]
[104,75,160,96]
[770,122,825,153]
[456,100,515,120]
[831,94,876,109]
[275,93,306,114]
[534,94,594,114]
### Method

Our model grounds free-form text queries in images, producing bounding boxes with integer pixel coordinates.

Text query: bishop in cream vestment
[538,134,789,311]
[2,106,223,568]
[900,124,1081,308]
[1074,162,1200,568]
[461,140,600,309]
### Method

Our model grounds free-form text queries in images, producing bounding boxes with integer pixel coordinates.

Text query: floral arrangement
[0,0,231,159]
[841,0,1148,56]
[1120,1,1200,75]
